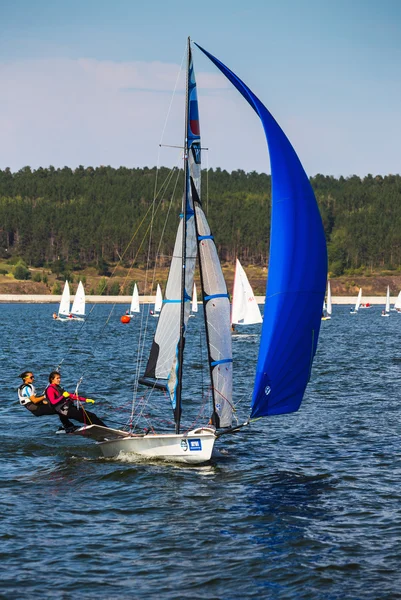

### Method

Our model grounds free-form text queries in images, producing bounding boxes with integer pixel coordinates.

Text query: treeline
[0,166,400,276]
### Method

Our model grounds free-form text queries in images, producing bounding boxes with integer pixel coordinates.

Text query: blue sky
[1,0,400,176]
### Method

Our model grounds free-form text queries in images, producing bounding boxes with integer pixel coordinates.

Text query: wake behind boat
[73,38,327,463]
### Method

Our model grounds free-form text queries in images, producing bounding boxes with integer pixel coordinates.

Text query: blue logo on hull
[188,439,202,451]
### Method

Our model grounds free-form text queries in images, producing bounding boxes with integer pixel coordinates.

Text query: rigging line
[182,388,211,434]
[158,44,187,147]
[126,50,187,408]
[76,303,118,384]
[131,165,180,382]
[57,164,180,381]
[129,391,161,430]
[131,165,182,418]
[206,152,209,216]
[56,167,176,371]
[115,165,180,294]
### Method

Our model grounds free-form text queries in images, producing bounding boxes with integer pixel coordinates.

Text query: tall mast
[174,37,191,434]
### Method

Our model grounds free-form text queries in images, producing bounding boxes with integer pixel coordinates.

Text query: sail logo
[192,144,201,165]
[264,386,271,396]
[188,439,202,451]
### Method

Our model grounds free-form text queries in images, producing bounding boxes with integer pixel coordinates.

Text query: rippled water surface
[1,303,401,599]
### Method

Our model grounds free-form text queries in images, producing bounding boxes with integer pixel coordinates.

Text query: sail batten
[196,43,327,418]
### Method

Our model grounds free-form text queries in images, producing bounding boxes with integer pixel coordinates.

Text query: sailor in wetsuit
[45,371,108,430]
[18,371,73,430]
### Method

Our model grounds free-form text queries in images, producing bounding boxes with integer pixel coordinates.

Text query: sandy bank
[0,295,393,305]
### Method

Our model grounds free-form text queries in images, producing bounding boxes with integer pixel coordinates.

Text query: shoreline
[0,294,393,305]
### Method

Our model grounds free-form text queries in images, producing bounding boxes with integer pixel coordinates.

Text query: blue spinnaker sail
[196,44,328,418]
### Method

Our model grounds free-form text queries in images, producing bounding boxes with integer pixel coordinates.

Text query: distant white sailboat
[322,280,332,320]
[381,285,390,317]
[359,289,372,309]
[152,283,163,317]
[190,283,198,317]
[70,281,86,321]
[231,259,262,325]
[350,287,362,314]
[392,290,401,312]
[129,283,140,316]
[57,281,71,320]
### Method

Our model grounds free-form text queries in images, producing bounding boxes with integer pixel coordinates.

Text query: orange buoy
[120,315,131,324]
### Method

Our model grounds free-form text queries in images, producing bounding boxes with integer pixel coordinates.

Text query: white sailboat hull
[74,425,216,464]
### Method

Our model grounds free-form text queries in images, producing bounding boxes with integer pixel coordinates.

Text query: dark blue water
[1,303,401,599]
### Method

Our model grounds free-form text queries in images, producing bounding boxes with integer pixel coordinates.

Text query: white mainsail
[71,281,85,317]
[58,281,71,317]
[231,259,262,325]
[191,283,198,313]
[129,283,140,315]
[385,285,390,314]
[327,280,332,316]
[154,284,163,314]
[394,290,401,311]
[353,288,362,313]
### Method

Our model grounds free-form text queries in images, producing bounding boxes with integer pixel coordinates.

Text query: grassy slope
[1,264,401,296]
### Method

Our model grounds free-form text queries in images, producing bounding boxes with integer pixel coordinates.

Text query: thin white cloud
[0,56,398,176]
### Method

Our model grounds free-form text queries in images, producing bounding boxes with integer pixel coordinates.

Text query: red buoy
[120,315,131,324]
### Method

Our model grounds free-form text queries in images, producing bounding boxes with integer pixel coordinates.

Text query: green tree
[52,281,62,294]
[13,261,31,280]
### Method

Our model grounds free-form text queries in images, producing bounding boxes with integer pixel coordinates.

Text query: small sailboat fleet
[56,281,85,321]
[72,39,327,463]
[231,259,262,327]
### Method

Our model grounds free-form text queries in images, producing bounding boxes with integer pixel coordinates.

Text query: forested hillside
[0,166,400,278]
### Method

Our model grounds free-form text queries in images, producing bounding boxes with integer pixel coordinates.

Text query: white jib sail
[71,281,85,316]
[355,288,362,312]
[327,280,332,316]
[130,283,140,314]
[191,283,198,313]
[394,291,401,310]
[58,281,71,317]
[231,259,262,325]
[385,285,390,313]
[155,284,163,313]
